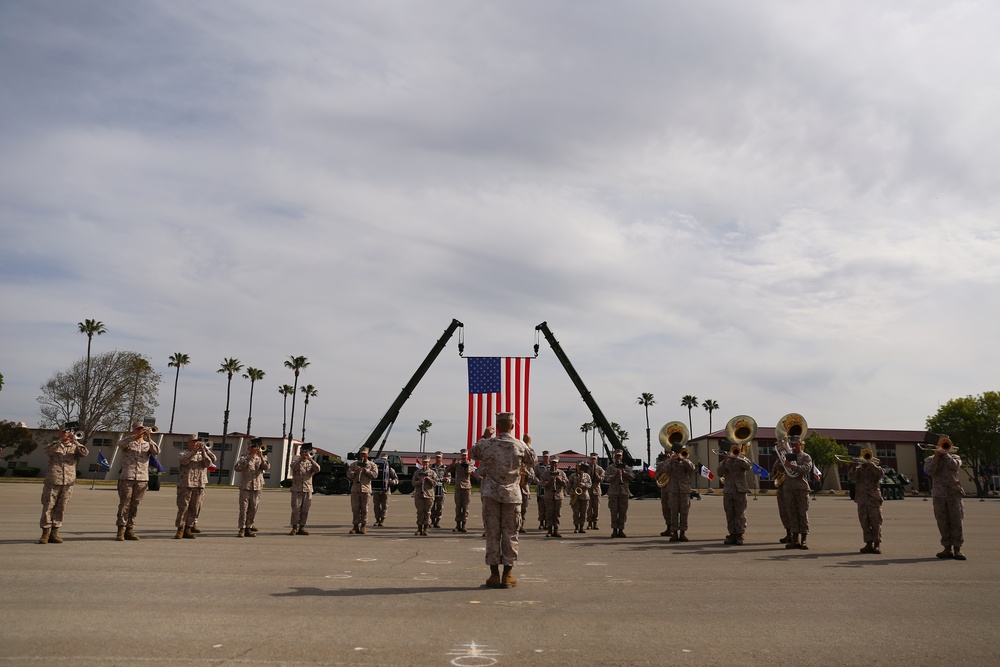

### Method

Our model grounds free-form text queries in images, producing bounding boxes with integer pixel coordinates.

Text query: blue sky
[2,1,998,458]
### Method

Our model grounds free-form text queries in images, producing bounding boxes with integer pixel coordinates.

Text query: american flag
[467,357,532,448]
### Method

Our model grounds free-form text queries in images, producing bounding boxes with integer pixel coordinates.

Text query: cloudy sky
[2,1,998,459]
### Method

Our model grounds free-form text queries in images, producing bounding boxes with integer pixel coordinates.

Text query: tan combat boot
[289,525,298,536]
[501,565,517,588]
[124,528,139,541]
[174,528,185,539]
[115,527,125,541]
[297,526,310,535]
[485,565,502,589]
[48,527,63,543]
[183,527,196,539]
[237,528,245,538]
[953,547,967,561]
[38,528,51,544]
[359,524,367,535]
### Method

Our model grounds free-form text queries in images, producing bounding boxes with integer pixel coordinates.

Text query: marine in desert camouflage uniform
[412,455,437,535]
[235,440,269,537]
[717,448,752,545]
[175,435,216,539]
[586,453,605,530]
[347,447,379,534]
[38,427,89,544]
[471,413,537,589]
[606,450,634,538]
[568,463,593,534]
[290,443,321,535]
[924,440,966,560]
[849,454,884,554]
[540,457,569,537]
[447,450,473,532]
[115,422,160,541]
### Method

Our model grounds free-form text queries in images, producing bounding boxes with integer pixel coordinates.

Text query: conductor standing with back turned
[471,413,537,589]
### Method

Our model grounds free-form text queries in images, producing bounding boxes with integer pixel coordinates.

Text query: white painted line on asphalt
[425,559,452,564]
[356,557,377,562]
[585,562,607,566]
[447,641,500,666]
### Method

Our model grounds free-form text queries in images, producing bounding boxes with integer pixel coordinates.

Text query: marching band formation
[36,413,971,574]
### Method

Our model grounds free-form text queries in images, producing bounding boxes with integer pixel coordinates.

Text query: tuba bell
[656,421,690,488]
[775,413,808,441]
[725,415,757,446]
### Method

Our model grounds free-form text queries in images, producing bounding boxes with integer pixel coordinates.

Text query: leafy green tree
[0,370,5,391]
[300,384,318,441]
[926,391,1000,497]
[167,353,190,433]
[77,319,107,435]
[804,430,848,486]
[702,399,720,433]
[242,367,265,435]
[636,392,656,465]
[37,350,161,446]
[418,419,433,452]
[0,420,37,467]
[680,395,699,436]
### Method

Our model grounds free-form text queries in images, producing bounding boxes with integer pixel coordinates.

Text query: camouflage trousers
[431,492,445,524]
[482,497,520,566]
[660,489,671,526]
[933,496,964,548]
[572,495,589,528]
[238,489,261,529]
[607,495,629,530]
[546,497,563,530]
[351,490,371,526]
[587,493,601,524]
[373,492,389,522]
[785,489,810,535]
[176,487,205,528]
[856,501,883,544]
[290,490,312,527]
[40,482,73,529]
[520,491,530,527]
[724,492,748,536]
[668,492,691,532]
[536,493,547,526]
[414,496,432,527]
[454,487,471,525]
[116,480,148,528]
[776,487,789,531]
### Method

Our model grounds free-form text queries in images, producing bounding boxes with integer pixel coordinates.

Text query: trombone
[917,435,958,453]
[835,447,881,466]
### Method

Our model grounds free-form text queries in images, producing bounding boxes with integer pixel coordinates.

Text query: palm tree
[242,367,265,435]
[283,356,310,478]
[300,384,318,441]
[581,422,593,450]
[278,384,294,439]
[216,357,244,484]
[680,395,699,437]
[77,319,107,434]
[418,419,433,453]
[703,398,720,433]
[636,392,656,465]
[167,353,190,433]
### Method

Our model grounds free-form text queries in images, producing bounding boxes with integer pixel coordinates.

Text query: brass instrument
[656,421,691,488]
[725,415,757,446]
[918,435,958,453]
[773,467,786,488]
[774,413,808,479]
[570,484,584,507]
[835,447,881,466]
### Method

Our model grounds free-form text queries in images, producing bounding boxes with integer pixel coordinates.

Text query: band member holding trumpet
[235,438,269,537]
[115,422,160,541]
[717,444,752,545]
[607,449,634,538]
[471,413,537,589]
[347,447,379,534]
[847,448,884,554]
[429,452,451,529]
[447,450,474,532]
[39,425,89,544]
[518,461,537,533]
[412,455,437,536]
[541,456,569,537]
[923,436,966,560]
[586,453,605,530]
[781,434,813,550]
[665,447,696,541]
[568,462,593,533]
[175,434,216,539]
[534,449,551,531]
[289,443,320,535]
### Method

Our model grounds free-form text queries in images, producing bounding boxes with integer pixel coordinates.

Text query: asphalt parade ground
[1,482,998,667]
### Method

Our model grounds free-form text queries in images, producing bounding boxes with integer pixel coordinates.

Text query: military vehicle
[847,467,910,500]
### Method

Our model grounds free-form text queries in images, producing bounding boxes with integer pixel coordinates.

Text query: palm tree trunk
[301,400,309,442]
[169,366,181,433]
[644,406,651,466]
[218,377,233,484]
[285,375,300,480]
[82,336,93,433]
[246,380,255,436]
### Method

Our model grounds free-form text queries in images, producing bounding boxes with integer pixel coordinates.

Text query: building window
[212,443,233,452]
[169,467,180,475]
[172,441,186,449]
[758,446,775,456]
[92,437,112,447]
